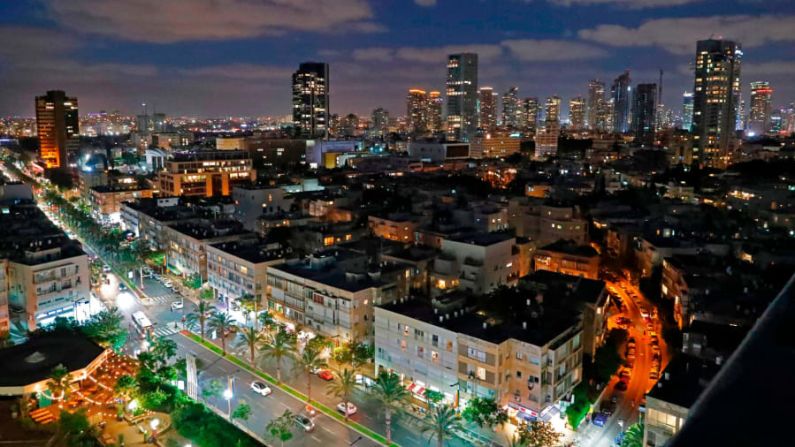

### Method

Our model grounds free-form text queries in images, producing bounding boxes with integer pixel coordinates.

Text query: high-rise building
[428,91,443,133]
[631,83,657,146]
[587,80,607,131]
[407,89,429,135]
[692,39,742,168]
[35,90,79,168]
[748,81,773,136]
[569,97,586,130]
[681,92,694,131]
[611,71,632,133]
[523,97,540,132]
[544,96,561,123]
[371,107,390,137]
[445,53,478,142]
[292,62,329,139]
[502,86,522,129]
[478,87,497,132]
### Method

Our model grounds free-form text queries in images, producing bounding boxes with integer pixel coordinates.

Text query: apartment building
[266,250,411,344]
[157,150,256,197]
[508,198,588,246]
[232,184,294,231]
[163,220,254,281]
[375,293,583,422]
[368,214,420,243]
[88,184,153,224]
[430,232,519,296]
[533,240,600,279]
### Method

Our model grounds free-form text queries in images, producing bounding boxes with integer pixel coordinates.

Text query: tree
[81,307,127,350]
[327,368,356,421]
[294,344,327,404]
[517,421,562,447]
[333,341,373,370]
[47,364,72,401]
[114,375,138,403]
[201,379,223,402]
[258,311,276,333]
[370,371,410,444]
[422,404,464,447]
[238,294,260,326]
[231,402,252,422]
[50,409,101,447]
[621,423,644,447]
[199,287,214,301]
[238,326,264,367]
[186,301,212,341]
[267,410,295,447]
[260,329,296,382]
[462,397,508,429]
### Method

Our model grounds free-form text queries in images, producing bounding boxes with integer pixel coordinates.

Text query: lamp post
[223,376,235,419]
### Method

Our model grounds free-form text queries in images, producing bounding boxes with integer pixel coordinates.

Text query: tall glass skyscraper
[292,62,329,139]
[631,83,657,146]
[681,91,694,131]
[748,81,773,136]
[445,53,478,142]
[35,90,79,168]
[611,71,632,134]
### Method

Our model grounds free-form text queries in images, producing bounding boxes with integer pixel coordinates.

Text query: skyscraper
[445,53,478,142]
[631,83,657,146]
[748,81,773,136]
[428,91,443,133]
[681,91,694,131]
[544,96,561,123]
[501,86,522,129]
[292,62,329,139]
[611,71,632,133]
[478,87,497,132]
[35,90,79,168]
[407,89,429,135]
[371,107,390,137]
[692,39,742,168]
[523,97,539,132]
[587,80,606,131]
[569,97,586,130]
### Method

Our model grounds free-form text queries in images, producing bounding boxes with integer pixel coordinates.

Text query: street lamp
[223,387,233,419]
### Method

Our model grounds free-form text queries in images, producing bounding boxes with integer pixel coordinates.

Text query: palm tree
[327,368,356,421]
[258,311,276,334]
[185,300,212,340]
[422,404,464,447]
[238,294,259,327]
[621,423,644,447]
[259,329,296,382]
[207,311,237,356]
[238,326,264,367]
[47,364,72,402]
[370,371,410,444]
[294,345,327,405]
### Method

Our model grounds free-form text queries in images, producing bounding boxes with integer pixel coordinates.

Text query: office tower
[445,53,478,142]
[428,91,443,133]
[569,97,586,130]
[631,83,657,146]
[501,86,522,129]
[479,87,497,131]
[523,97,539,132]
[341,113,359,137]
[407,89,429,135]
[587,80,606,131]
[692,39,742,168]
[681,92,694,131]
[611,71,632,133]
[292,62,330,139]
[35,90,79,168]
[748,81,773,136]
[544,96,561,123]
[371,107,389,137]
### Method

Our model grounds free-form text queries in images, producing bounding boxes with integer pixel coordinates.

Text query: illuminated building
[428,91,443,133]
[681,92,694,131]
[478,87,497,131]
[292,62,329,139]
[35,90,79,168]
[157,150,256,197]
[471,129,522,158]
[523,97,539,132]
[371,107,390,137]
[544,96,561,123]
[502,86,522,129]
[632,83,657,146]
[611,71,632,133]
[748,81,773,136]
[692,39,742,169]
[445,53,478,142]
[569,96,586,131]
[587,80,607,131]
[407,89,429,135]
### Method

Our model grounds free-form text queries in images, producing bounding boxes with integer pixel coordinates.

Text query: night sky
[1,0,794,118]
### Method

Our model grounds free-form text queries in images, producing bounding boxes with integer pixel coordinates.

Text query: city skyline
[1,0,795,117]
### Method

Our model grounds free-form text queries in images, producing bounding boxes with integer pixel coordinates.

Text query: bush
[565,383,592,429]
[172,401,259,447]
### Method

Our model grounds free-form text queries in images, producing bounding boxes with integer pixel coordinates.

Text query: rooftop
[0,332,105,387]
[539,239,598,257]
[209,239,287,264]
[447,231,515,247]
[647,353,720,409]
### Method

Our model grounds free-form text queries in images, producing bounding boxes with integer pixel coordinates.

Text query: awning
[407,382,426,396]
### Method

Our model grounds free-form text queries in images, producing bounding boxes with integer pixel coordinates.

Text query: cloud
[45,0,380,43]
[548,0,702,8]
[179,64,293,80]
[744,61,795,77]
[415,0,437,6]
[501,39,607,61]
[579,15,795,54]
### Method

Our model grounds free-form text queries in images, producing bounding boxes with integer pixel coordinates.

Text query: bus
[131,311,154,338]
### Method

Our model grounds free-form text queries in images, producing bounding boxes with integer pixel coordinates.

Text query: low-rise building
[164,220,254,281]
[157,150,256,197]
[88,184,153,224]
[368,214,420,243]
[232,184,294,232]
[430,232,519,296]
[533,240,599,279]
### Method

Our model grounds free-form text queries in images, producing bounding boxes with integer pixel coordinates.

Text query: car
[317,370,334,381]
[640,307,650,318]
[628,337,636,345]
[619,369,630,379]
[170,301,184,311]
[294,414,315,432]
[592,412,608,427]
[625,360,634,370]
[251,381,272,396]
[336,402,357,416]
[102,264,111,273]
[649,371,659,380]
[162,280,174,289]
[646,321,653,331]
[119,283,127,291]
[651,337,659,346]
[615,380,628,391]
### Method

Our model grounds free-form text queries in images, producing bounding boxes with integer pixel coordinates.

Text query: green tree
[47,364,72,401]
[517,421,561,447]
[259,329,296,382]
[370,371,410,445]
[422,404,464,447]
[294,344,327,404]
[51,409,101,447]
[327,368,357,421]
[238,294,260,326]
[81,307,127,350]
[201,379,223,401]
[231,402,252,422]
[113,375,138,403]
[199,287,214,301]
[462,397,508,429]
[186,300,213,340]
[238,326,264,367]
[266,409,295,447]
[257,311,276,333]
[207,311,236,355]
[621,423,644,447]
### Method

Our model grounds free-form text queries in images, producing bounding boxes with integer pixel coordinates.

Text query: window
[417,346,424,358]
[431,351,439,362]
[446,341,454,352]
[515,352,523,360]
[476,367,486,381]
[431,334,439,347]
[414,328,424,338]
[516,370,522,378]
[403,325,410,336]
[400,340,407,352]
[467,347,486,362]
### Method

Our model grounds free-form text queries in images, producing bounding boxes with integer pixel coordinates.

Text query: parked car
[118,283,127,291]
[102,264,111,273]
[615,380,628,391]
[592,412,608,427]
[317,370,334,381]
[170,301,184,311]
[649,370,659,380]
[336,402,357,416]
[162,280,173,289]
[294,414,315,432]
[251,381,272,396]
[619,369,631,380]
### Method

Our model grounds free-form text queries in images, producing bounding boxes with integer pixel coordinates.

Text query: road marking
[321,426,334,435]
[311,435,322,442]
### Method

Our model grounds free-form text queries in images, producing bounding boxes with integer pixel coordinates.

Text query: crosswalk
[152,322,182,338]
[143,293,181,305]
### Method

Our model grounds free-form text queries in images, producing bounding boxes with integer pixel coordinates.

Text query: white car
[336,402,357,416]
[102,264,112,273]
[170,301,183,311]
[251,381,272,396]
[162,280,174,289]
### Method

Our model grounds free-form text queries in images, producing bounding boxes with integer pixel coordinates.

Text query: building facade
[478,87,497,132]
[35,90,79,168]
[632,83,658,146]
[292,62,330,139]
[445,53,478,142]
[748,81,773,136]
[611,71,632,134]
[157,151,255,197]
